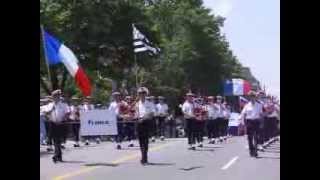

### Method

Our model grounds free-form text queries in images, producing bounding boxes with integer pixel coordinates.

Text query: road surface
[40,136,280,180]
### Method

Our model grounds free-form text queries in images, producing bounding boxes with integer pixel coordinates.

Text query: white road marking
[221,156,239,170]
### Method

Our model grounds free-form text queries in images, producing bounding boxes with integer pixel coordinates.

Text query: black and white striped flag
[132,24,160,55]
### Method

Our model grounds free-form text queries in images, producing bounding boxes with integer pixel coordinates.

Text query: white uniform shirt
[205,103,217,120]
[223,107,231,119]
[182,101,194,119]
[43,101,69,123]
[265,103,279,118]
[156,103,169,117]
[81,103,94,112]
[214,103,225,118]
[135,100,154,119]
[108,101,121,115]
[69,105,79,120]
[240,101,263,120]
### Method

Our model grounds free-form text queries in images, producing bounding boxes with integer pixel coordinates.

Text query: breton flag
[224,79,251,96]
[132,24,160,55]
[43,31,92,96]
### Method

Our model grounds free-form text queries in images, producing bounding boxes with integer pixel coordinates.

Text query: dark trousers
[125,122,135,141]
[72,123,80,142]
[265,117,277,140]
[257,118,265,144]
[186,118,196,145]
[116,121,124,143]
[150,118,157,138]
[51,123,63,160]
[137,120,150,161]
[157,117,166,137]
[44,121,53,145]
[61,123,68,144]
[246,119,260,154]
[223,118,229,136]
[168,120,176,138]
[207,120,219,139]
[216,118,225,138]
[195,120,205,143]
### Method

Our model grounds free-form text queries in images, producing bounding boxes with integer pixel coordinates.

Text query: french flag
[224,79,251,96]
[43,31,92,96]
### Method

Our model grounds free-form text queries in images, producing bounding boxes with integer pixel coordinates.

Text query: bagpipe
[119,99,137,122]
[193,100,208,121]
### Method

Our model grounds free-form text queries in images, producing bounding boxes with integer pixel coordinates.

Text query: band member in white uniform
[222,102,231,140]
[182,92,197,150]
[134,87,154,165]
[69,98,81,147]
[239,91,263,157]
[206,96,218,144]
[108,92,126,150]
[42,90,69,163]
[215,95,225,143]
[146,96,157,143]
[80,96,95,145]
[156,96,169,141]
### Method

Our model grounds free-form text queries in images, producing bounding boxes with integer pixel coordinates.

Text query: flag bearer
[42,90,69,163]
[135,87,154,164]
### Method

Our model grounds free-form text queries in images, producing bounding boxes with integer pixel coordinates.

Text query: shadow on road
[61,160,87,164]
[203,145,223,148]
[179,166,204,171]
[193,149,215,152]
[84,163,119,167]
[146,162,176,166]
[256,156,280,160]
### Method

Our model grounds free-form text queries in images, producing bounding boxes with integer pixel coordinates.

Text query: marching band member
[263,97,280,147]
[123,95,136,147]
[156,96,169,141]
[147,96,157,143]
[134,87,154,165]
[182,92,196,150]
[69,98,81,147]
[222,102,231,141]
[108,92,125,150]
[206,96,218,144]
[194,97,207,148]
[80,96,96,145]
[42,90,69,163]
[215,95,225,143]
[239,91,264,157]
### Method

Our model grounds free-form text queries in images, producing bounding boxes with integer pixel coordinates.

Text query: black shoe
[151,139,156,143]
[47,147,53,152]
[73,144,80,148]
[140,159,147,165]
[57,157,63,162]
[117,145,121,150]
[61,145,66,149]
[52,156,58,163]
[128,144,134,147]
[198,144,203,148]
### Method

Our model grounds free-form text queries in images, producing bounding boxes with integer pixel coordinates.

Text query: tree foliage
[40,0,259,105]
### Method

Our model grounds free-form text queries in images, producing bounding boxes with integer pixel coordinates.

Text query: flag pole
[40,25,52,92]
[134,53,138,89]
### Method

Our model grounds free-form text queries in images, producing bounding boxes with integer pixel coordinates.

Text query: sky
[202,0,280,99]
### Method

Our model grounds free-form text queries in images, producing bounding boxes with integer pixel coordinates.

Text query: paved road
[40,136,280,180]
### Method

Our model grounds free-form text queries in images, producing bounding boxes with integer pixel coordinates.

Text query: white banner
[228,112,241,127]
[80,109,118,136]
